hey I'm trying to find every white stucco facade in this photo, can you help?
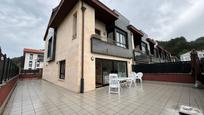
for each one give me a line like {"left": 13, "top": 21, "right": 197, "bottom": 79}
{"left": 180, "top": 51, "right": 204, "bottom": 61}
{"left": 23, "top": 52, "right": 44, "bottom": 70}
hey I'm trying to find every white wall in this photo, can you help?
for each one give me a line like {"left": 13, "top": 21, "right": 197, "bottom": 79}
{"left": 24, "top": 53, "right": 43, "bottom": 70}
{"left": 180, "top": 51, "right": 204, "bottom": 61}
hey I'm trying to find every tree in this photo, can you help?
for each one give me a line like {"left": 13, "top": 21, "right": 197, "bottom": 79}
{"left": 158, "top": 36, "right": 204, "bottom": 58}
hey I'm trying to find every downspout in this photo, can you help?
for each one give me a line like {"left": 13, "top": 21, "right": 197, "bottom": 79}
{"left": 80, "top": 0, "right": 86, "bottom": 93}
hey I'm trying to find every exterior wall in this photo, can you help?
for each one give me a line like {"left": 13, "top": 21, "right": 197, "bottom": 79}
{"left": 43, "top": 1, "right": 82, "bottom": 92}
{"left": 95, "top": 19, "right": 107, "bottom": 41}
{"left": 143, "top": 73, "right": 194, "bottom": 83}
{"left": 83, "top": 4, "right": 132, "bottom": 92}
{"left": 180, "top": 51, "right": 204, "bottom": 61}
{"left": 198, "top": 51, "right": 204, "bottom": 59}
{"left": 180, "top": 52, "right": 191, "bottom": 61}
{"left": 24, "top": 53, "right": 43, "bottom": 70}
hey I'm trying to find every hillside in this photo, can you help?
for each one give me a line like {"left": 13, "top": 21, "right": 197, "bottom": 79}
{"left": 158, "top": 36, "right": 204, "bottom": 57}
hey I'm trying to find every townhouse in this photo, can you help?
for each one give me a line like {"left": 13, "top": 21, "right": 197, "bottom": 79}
{"left": 43, "top": 0, "right": 172, "bottom": 93}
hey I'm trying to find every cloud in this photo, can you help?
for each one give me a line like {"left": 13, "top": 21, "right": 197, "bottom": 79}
{"left": 0, "top": 0, "right": 60, "bottom": 57}
{"left": 0, "top": 0, "right": 204, "bottom": 57}
{"left": 100, "top": 0, "right": 204, "bottom": 41}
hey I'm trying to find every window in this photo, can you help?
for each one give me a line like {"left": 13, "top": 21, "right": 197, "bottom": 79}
{"left": 38, "top": 54, "right": 44, "bottom": 62}
{"left": 115, "top": 30, "right": 127, "bottom": 48}
{"left": 29, "top": 61, "right": 32, "bottom": 67}
{"left": 30, "top": 54, "right": 33, "bottom": 60}
{"left": 59, "top": 60, "right": 66, "bottom": 80}
{"left": 73, "top": 12, "right": 77, "bottom": 39}
{"left": 95, "top": 29, "right": 101, "bottom": 36}
{"left": 36, "top": 62, "right": 40, "bottom": 67}
{"left": 47, "top": 37, "right": 52, "bottom": 58}
{"left": 46, "top": 28, "right": 56, "bottom": 61}
{"left": 141, "top": 42, "right": 148, "bottom": 55}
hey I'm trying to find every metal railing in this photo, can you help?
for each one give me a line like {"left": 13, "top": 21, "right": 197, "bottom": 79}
{"left": 91, "top": 34, "right": 128, "bottom": 49}
{"left": 132, "top": 61, "right": 191, "bottom": 73}
{"left": 0, "top": 48, "right": 19, "bottom": 85}
{"left": 133, "top": 50, "right": 171, "bottom": 64}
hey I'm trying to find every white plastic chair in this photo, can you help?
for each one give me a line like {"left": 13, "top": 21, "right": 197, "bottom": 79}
{"left": 128, "top": 72, "right": 137, "bottom": 87}
{"left": 136, "top": 72, "right": 143, "bottom": 83}
{"left": 109, "top": 74, "right": 120, "bottom": 95}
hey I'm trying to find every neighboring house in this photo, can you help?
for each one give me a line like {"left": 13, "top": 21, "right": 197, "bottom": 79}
{"left": 43, "top": 0, "right": 172, "bottom": 93}
{"left": 23, "top": 48, "right": 44, "bottom": 70}
{"left": 180, "top": 50, "right": 204, "bottom": 61}
{"left": 132, "top": 33, "right": 172, "bottom": 64}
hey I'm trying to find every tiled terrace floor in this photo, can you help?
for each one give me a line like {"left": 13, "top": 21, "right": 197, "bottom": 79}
{"left": 3, "top": 80, "right": 204, "bottom": 115}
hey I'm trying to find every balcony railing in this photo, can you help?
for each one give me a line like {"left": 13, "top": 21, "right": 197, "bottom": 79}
{"left": 133, "top": 50, "right": 171, "bottom": 64}
{"left": 91, "top": 34, "right": 132, "bottom": 58}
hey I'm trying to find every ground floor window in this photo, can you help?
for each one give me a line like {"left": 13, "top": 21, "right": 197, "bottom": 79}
{"left": 59, "top": 60, "right": 66, "bottom": 80}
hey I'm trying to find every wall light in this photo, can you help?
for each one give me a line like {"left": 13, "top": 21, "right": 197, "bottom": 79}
{"left": 91, "top": 56, "right": 94, "bottom": 61}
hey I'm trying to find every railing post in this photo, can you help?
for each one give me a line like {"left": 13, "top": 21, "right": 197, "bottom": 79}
{"left": 0, "top": 50, "right": 4, "bottom": 84}
{"left": 4, "top": 57, "right": 10, "bottom": 82}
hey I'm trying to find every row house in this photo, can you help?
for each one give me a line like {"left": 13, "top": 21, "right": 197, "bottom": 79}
{"left": 133, "top": 36, "right": 172, "bottom": 64}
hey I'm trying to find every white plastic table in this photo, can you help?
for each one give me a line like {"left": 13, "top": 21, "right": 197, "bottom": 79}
{"left": 117, "top": 77, "right": 132, "bottom": 82}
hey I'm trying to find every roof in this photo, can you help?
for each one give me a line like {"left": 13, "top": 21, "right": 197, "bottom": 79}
{"left": 44, "top": 0, "right": 119, "bottom": 40}
{"left": 157, "top": 46, "right": 171, "bottom": 54}
{"left": 24, "top": 48, "right": 44, "bottom": 54}
{"left": 146, "top": 38, "right": 156, "bottom": 44}
{"left": 127, "top": 25, "right": 144, "bottom": 36}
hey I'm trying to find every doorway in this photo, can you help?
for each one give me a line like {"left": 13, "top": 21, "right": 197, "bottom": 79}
{"left": 95, "top": 58, "right": 127, "bottom": 88}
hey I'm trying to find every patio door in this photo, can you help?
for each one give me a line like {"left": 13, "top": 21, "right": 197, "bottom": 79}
{"left": 95, "top": 59, "right": 127, "bottom": 88}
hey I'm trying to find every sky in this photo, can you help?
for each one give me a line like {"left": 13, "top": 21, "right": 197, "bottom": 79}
{"left": 0, "top": 0, "right": 204, "bottom": 57}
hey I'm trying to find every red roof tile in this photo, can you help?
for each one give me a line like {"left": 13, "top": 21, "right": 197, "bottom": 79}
{"left": 23, "top": 48, "right": 44, "bottom": 54}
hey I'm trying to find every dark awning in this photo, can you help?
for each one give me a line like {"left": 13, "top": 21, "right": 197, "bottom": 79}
{"left": 127, "top": 25, "right": 144, "bottom": 37}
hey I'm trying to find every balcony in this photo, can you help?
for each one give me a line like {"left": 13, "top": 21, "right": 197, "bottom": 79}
{"left": 91, "top": 34, "right": 132, "bottom": 59}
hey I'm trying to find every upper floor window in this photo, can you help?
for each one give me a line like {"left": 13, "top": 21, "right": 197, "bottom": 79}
{"left": 47, "top": 37, "right": 53, "bottom": 58}
{"left": 95, "top": 29, "right": 101, "bottom": 36}
{"left": 47, "top": 28, "right": 56, "bottom": 62}
{"left": 29, "top": 61, "right": 32, "bottom": 67}
{"left": 73, "top": 12, "right": 77, "bottom": 39}
{"left": 115, "top": 29, "right": 128, "bottom": 48}
{"left": 141, "top": 42, "right": 148, "bottom": 55}
{"left": 38, "top": 54, "right": 44, "bottom": 62}
{"left": 30, "top": 54, "right": 33, "bottom": 60}
{"left": 59, "top": 60, "right": 66, "bottom": 80}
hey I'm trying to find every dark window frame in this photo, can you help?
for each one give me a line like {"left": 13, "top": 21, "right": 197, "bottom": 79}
{"left": 29, "top": 61, "right": 32, "bottom": 67}
{"left": 30, "top": 54, "right": 33, "bottom": 60}
{"left": 59, "top": 60, "right": 66, "bottom": 80}
{"left": 114, "top": 28, "right": 128, "bottom": 49}
{"left": 140, "top": 41, "right": 149, "bottom": 55}
{"left": 95, "top": 29, "right": 101, "bottom": 36}
{"left": 47, "top": 37, "right": 53, "bottom": 59}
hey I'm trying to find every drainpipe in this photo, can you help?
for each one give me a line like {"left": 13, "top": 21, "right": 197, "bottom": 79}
{"left": 80, "top": 0, "right": 86, "bottom": 93}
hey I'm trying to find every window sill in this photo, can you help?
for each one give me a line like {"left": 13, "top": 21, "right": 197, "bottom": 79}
{"left": 58, "top": 79, "right": 65, "bottom": 82}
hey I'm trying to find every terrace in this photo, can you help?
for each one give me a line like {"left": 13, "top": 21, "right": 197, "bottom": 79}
{"left": 3, "top": 79, "right": 204, "bottom": 115}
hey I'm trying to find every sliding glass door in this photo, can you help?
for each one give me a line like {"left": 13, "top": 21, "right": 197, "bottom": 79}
{"left": 95, "top": 59, "right": 127, "bottom": 88}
